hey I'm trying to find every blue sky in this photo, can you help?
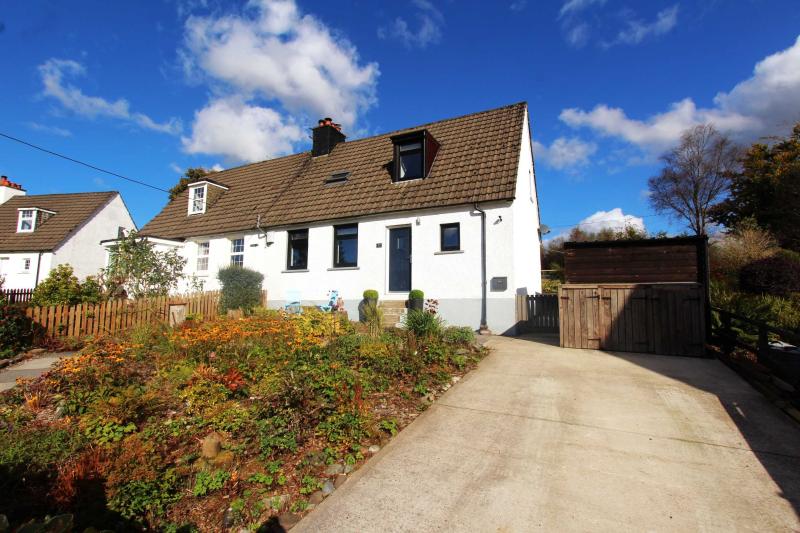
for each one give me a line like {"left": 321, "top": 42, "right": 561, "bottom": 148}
{"left": 1, "top": 0, "right": 799, "bottom": 237}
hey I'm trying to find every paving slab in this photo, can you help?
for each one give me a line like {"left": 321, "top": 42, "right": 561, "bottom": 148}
{"left": 295, "top": 335, "right": 800, "bottom": 532}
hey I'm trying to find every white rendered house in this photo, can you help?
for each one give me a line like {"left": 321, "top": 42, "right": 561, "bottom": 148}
{"left": 140, "top": 103, "right": 543, "bottom": 334}
{"left": 0, "top": 177, "right": 136, "bottom": 290}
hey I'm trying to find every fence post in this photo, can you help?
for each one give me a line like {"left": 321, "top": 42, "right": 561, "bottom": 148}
{"left": 757, "top": 324, "right": 769, "bottom": 363}
{"left": 721, "top": 311, "right": 733, "bottom": 357}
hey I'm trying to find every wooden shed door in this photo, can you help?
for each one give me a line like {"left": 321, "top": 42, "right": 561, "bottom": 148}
{"left": 599, "top": 286, "right": 653, "bottom": 353}
{"left": 559, "top": 287, "right": 601, "bottom": 349}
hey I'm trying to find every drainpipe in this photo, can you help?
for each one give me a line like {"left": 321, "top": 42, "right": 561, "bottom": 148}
{"left": 34, "top": 251, "right": 43, "bottom": 287}
{"left": 473, "top": 203, "right": 489, "bottom": 333}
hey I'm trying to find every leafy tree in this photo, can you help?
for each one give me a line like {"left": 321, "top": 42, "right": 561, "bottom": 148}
{"left": 168, "top": 167, "right": 217, "bottom": 201}
{"left": 648, "top": 124, "right": 739, "bottom": 235}
{"left": 30, "top": 264, "right": 102, "bottom": 306}
{"left": 710, "top": 123, "right": 800, "bottom": 251}
{"left": 101, "top": 231, "right": 186, "bottom": 299}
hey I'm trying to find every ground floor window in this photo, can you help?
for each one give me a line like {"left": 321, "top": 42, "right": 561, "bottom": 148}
{"left": 230, "top": 238, "right": 244, "bottom": 266}
{"left": 287, "top": 229, "right": 308, "bottom": 270}
{"left": 23, "top": 258, "right": 31, "bottom": 271}
{"left": 197, "top": 242, "right": 209, "bottom": 272}
{"left": 440, "top": 222, "right": 460, "bottom": 251}
{"left": 333, "top": 224, "right": 358, "bottom": 267}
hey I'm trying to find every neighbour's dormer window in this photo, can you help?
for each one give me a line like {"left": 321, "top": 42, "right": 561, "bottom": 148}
{"left": 390, "top": 130, "right": 440, "bottom": 182}
{"left": 17, "top": 209, "right": 35, "bottom": 232}
{"left": 189, "top": 184, "right": 206, "bottom": 214}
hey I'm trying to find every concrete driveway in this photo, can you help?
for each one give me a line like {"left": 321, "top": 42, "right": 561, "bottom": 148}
{"left": 296, "top": 335, "right": 800, "bottom": 532}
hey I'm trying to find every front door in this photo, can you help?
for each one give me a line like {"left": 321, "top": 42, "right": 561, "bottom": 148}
{"left": 388, "top": 227, "right": 411, "bottom": 292}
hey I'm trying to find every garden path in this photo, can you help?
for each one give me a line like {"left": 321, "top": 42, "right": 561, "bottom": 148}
{"left": 0, "top": 352, "right": 76, "bottom": 392}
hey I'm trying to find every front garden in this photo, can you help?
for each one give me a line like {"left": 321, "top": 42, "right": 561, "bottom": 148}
{"left": 0, "top": 309, "right": 483, "bottom": 531}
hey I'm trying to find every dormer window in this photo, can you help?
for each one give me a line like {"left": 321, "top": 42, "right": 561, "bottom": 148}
{"left": 18, "top": 209, "right": 35, "bottom": 232}
{"left": 186, "top": 180, "right": 229, "bottom": 215}
{"left": 189, "top": 185, "right": 206, "bottom": 214}
{"left": 391, "top": 130, "right": 440, "bottom": 182}
{"left": 16, "top": 207, "right": 55, "bottom": 233}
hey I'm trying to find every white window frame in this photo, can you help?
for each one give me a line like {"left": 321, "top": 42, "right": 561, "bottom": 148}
{"left": 17, "top": 209, "right": 35, "bottom": 232}
{"left": 230, "top": 237, "right": 244, "bottom": 267}
{"left": 188, "top": 184, "right": 207, "bottom": 215}
{"left": 196, "top": 242, "right": 210, "bottom": 273}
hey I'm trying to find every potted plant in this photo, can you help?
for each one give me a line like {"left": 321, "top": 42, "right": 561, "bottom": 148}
{"left": 408, "top": 289, "right": 424, "bottom": 311}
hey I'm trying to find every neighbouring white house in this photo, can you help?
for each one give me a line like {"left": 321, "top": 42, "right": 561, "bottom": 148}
{"left": 0, "top": 176, "right": 136, "bottom": 290}
{"left": 139, "top": 102, "right": 543, "bottom": 334}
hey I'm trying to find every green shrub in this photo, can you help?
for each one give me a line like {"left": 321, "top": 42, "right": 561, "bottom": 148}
{"left": 192, "top": 470, "right": 230, "bottom": 497}
{"left": 739, "top": 253, "right": 800, "bottom": 296}
{"left": 541, "top": 279, "right": 561, "bottom": 294}
{"left": 30, "top": 264, "right": 102, "bottom": 307}
{"left": 0, "top": 304, "right": 37, "bottom": 358}
{"left": 443, "top": 326, "right": 475, "bottom": 344}
{"left": 363, "top": 289, "right": 379, "bottom": 300}
{"left": 409, "top": 289, "right": 424, "bottom": 300}
{"left": 403, "top": 309, "right": 443, "bottom": 338}
{"left": 110, "top": 469, "right": 182, "bottom": 519}
{"left": 217, "top": 266, "right": 264, "bottom": 313}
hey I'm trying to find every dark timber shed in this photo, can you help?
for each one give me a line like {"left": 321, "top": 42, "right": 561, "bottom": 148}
{"left": 559, "top": 236, "right": 710, "bottom": 357}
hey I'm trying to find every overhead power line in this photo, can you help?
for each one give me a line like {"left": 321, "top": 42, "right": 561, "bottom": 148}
{"left": 0, "top": 132, "right": 169, "bottom": 193}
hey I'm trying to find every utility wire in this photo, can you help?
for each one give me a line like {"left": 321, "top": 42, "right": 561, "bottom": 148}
{"left": 0, "top": 132, "right": 169, "bottom": 193}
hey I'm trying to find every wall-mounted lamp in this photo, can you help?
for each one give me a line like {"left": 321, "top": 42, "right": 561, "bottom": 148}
{"left": 415, "top": 217, "right": 421, "bottom": 226}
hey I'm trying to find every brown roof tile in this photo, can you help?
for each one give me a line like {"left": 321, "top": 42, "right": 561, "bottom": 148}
{"left": 0, "top": 191, "right": 118, "bottom": 252}
{"left": 141, "top": 102, "right": 526, "bottom": 239}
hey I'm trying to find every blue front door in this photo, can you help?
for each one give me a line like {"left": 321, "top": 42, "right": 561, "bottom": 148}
{"left": 389, "top": 227, "right": 411, "bottom": 292}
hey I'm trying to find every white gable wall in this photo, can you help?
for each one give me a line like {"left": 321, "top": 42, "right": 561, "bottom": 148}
{"left": 53, "top": 194, "right": 137, "bottom": 280}
{"left": 0, "top": 252, "right": 53, "bottom": 290}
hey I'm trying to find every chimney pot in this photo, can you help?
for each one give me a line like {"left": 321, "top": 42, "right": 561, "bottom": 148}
{"left": 312, "top": 118, "right": 346, "bottom": 157}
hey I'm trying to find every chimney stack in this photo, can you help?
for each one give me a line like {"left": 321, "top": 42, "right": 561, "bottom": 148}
{"left": 0, "top": 175, "right": 26, "bottom": 205}
{"left": 312, "top": 118, "right": 346, "bottom": 157}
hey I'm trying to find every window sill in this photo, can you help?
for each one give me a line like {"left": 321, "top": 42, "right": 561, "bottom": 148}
{"left": 434, "top": 250, "right": 464, "bottom": 255}
{"left": 281, "top": 269, "right": 309, "bottom": 273}
{"left": 328, "top": 266, "right": 359, "bottom": 271}
{"left": 195, "top": 272, "right": 209, "bottom": 277}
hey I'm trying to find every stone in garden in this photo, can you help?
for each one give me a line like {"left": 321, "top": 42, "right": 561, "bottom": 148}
{"left": 222, "top": 507, "right": 235, "bottom": 529}
{"left": 201, "top": 433, "right": 222, "bottom": 459}
{"left": 334, "top": 474, "right": 347, "bottom": 488}
{"left": 324, "top": 463, "right": 344, "bottom": 475}
{"left": 343, "top": 463, "right": 354, "bottom": 474}
{"left": 277, "top": 513, "right": 301, "bottom": 530}
{"left": 309, "top": 450, "right": 326, "bottom": 466}
{"left": 451, "top": 376, "right": 460, "bottom": 383}
{"left": 269, "top": 494, "right": 291, "bottom": 511}
{"left": 309, "top": 491, "right": 324, "bottom": 505}
{"left": 28, "top": 348, "right": 46, "bottom": 355}
{"left": 321, "top": 480, "right": 335, "bottom": 496}
{"left": 368, "top": 444, "right": 381, "bottom": 454}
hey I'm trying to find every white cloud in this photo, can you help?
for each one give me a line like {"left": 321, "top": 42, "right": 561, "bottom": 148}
{"left": 181, "top": 0, "right": 378, "bottom": 161}
{"left": 510, "top": 1, "right": 527, "bottom": 12}
{"left": 182, "top": 97, "right": 305, "bottom": 162}
{"left": 560, "top": 35, "right": 800, "bottom": 154}
{"left": 38, "top": 59, "right": 181, "bottom": 134}
{"left": 565, "top": 23, "right": 590, "bottom": 48}
{"left": 559, "top": 0, "right": 606, "bottom": 18}
{"left": 610, "top": 5, "right": 678, "bottom": 46}
{"left": 378, "top": 0, "right": 443, "bottom": 49}
{"left": 169, "top": 162, "right": 183, "bottom": 174}
{"left": 551, "top": 208, "right": 646, "bottom": 240}
{"left": 533, "top": 137, "right": 597, "bottom": 170}
{"left": 25, "top": 121, "right": 72, "bottom": 137}
{"left": 210, "top": 163, "right": 224, "bottom": 172}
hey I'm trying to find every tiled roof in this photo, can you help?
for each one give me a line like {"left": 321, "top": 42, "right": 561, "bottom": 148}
{"left": 0, "top": 192, "right": 118, "bottom": 252}
{"left": 141, "top": 102, "right": 527, "bottom": 239}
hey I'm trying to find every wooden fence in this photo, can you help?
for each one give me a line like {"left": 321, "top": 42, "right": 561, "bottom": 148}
{"left": 22, "top": 291, "right": 267, "bottom": 339}
{"left": 1, "top": 288, "right": 34, "bottom": 304}
{"left": 559, "top": 283, "right": 706, "bottom": 357}
{"left": 516, "top": 293, "right": 559, "bottom": 332}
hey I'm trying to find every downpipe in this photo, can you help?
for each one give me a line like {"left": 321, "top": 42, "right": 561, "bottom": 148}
{"left": 473, "top": 203, "right": 489, "bottom": 333}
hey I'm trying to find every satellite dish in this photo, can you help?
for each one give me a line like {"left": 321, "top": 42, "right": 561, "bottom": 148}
{"left": 540, "top": 224, "right": 551, "bottom": 235}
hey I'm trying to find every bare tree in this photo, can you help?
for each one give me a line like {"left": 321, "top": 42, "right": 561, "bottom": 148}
{"left": 648, "top": 124, "right": 739, "bottom": 235}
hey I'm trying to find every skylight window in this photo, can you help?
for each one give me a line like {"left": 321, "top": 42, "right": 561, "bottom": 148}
{"left": 325, "top": 171, "right": 350, "bottom": 184}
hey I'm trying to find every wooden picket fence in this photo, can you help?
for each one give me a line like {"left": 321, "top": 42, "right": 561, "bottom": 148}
{"left": 1, "top": 288, "right": 34, "bottom": 304}
{"left": 22, "top": 290, "right": 266, "bottom": 339}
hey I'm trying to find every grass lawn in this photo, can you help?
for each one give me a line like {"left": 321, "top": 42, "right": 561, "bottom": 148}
{"left": 0, "top": 309, "right": 484, "bottom": 531}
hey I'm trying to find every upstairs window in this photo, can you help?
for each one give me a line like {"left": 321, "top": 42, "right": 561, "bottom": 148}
{"left": 17, "top": 209, "right": 35, "bottom": 232}
{"left": 440, "top": 223, "right": 461, "bottom": 251}
{"left": 390, "top": 130, "right": 440, "bottom": 182}
{"left": 333, "top": 224, "right": 358, "bottom": 268}
{"left": 23, "top": 258, "right": 31, "bottom": 271}
{"left": 189, "top": 185, "right": 206, "bottom": 214}
{"left": 196, "top": 242, "right": 209, "bottom": 272}
{"left": 287, "top": 229, "right": 309, "bottom": 270}
{"left": 230, "top": 238, "right": 244, "bottom": 267}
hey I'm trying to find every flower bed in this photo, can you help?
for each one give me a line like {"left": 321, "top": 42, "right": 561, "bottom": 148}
{"left": 0, "top": 309, "right": 484, "bottom": 531}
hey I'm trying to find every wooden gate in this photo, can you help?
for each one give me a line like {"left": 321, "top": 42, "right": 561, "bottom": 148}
{"left": 559, "top": 283, "right": 705, "bottom": 356}
{"left": 516, "top": 293, "right": 559, "bottom": 332}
